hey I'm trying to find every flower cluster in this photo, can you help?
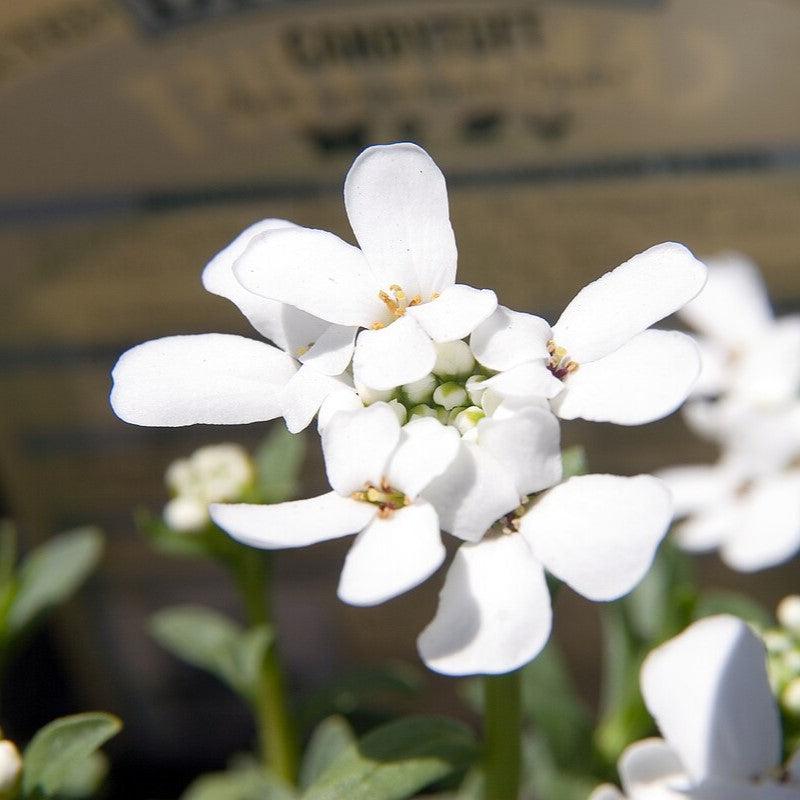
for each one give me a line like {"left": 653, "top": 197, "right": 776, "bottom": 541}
{"left": 658, "top": 253, "right": 800, "bottom": 571}
{"left": 111, "top": 143, "right": 707, "bottom": 675}
{"left": 162, "top": 444, "right": 254, "bottom": 532}
{"left": 764, "top": 596, "right": 800, "bottom": 719}
{"left": 592, "top": 615, "right": 800, "bottom": 800}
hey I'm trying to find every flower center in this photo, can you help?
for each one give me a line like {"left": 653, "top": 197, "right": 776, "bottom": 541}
{"left": 371, "top": 285, "right": 422, "bottom": 329}
{"left": 547, "top": 340, "right": 579, "bottom": 380}
{"left": 351, "top": 478, "right": 408, "bottom": 518}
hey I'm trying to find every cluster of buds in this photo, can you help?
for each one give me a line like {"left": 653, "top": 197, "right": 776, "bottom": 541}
{"left": 764, "top": 596, "right": 800, "bottom": 717}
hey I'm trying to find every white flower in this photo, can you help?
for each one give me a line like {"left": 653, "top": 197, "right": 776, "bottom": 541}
{"left": 417, "top": 473, "right": 672, "bottom": 675}
{"left": 591, "top": 615, "right": 800, "bottom": 800}
{"left": 0, "top": 740, "right": 20, "bottom": 798}
{"left": 232, "top": 143, "right": 497, "bottom": 391}
{"left": 210, "top": 404, "right": 460, "bottom": 606}
{"left": 658, "top": 457, "right": 800, "bottom": 571}
{"left": 679, "top": 252, "right": 800, "bottom": 407}
{"left": 163, "top": 443, "right": 254, "bottom": 532}
{"left": 469, "top": 243, "right": 707, "bottom": 424}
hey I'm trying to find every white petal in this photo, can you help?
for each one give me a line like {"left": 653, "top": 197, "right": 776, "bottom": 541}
{"left": 422, "top": 441, "right": 520, "bottom": 542}
{"left": 641, "top": 615, "right": 782, "bottom": 784}
{"left": 110, "top": 334, "right": 297, "bottom": 426}
{"left": 417, "top": 534, "right": 552, "bottom": 675}
{"left": 482, "top": 361, "right": 564, "bottom": 400}
{"left": 299, "top": 324, "right": 357, "bottom": 376}
{"left": 655, "top": 463, "right": 740, "bottom": 518}
{"left": 691, "top": 336, "right": 731, "bottom": 397}
{"left": 470, "top": 306, "right": 552, "bottom": 370}
{"left": 344, "top": 142, "right": 457, "bottom": 299}
{"left": 618, "top": 739, "right": 688, "bottom": 796}
{"left": 337, "top": 501, "right": 444, "bottom": 606}
{"left": 553, "top": 330, "right": 701, "bottom": 425}
{"left": 674, "top": 505, "right": 739, "bottom": 553}
{"left": 552, "top": 242, "right": 707, "bottom": 363}
{"left": 689, "top": 780, "right": 800, "bottom": 800}
{"left": 201, "top": 218, "right": 332, "bottom": 353}
{"left": 406, "top": 284, "right": 497, "bottom": 342}
{"left": 321, "top": 403, "right": 400, "bottom": 495}
{"left": 385, "top": 417, "right": 460, "bottom": 498}
{"left": 282, "top": 365, "right": 350, "bottom": 433}
{"left": 234, "top": 227, "right": 384, "bottom": 326}
{"left": 588, "top": 786, "right": 625, "bottom": 800}
{"left": 680, "top": 252, "right": 773, "bottom": 347}
{"left": 210, "top": 492, "right": 375, "bottom": 548}
{"left": 476, "top": 408, "right": 562, "bottom": 496}
{"left": 522, "top": 475, "right": 671, "bottom": 601}
{"left": 316, "top": 386, "right": 363, "bottom": 431}
{"left": 352, "top": 316, "right": 437, "bottom": 391}
{"left": 722, "top": 471, "right": 800, "bottom": 571}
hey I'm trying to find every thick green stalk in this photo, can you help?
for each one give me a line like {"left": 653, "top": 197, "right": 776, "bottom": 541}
{"left": 483, "top": 670, "right": 522, "bottom": 800}
{"left": 237, "top": 550, "right": 299, "bottom": 784}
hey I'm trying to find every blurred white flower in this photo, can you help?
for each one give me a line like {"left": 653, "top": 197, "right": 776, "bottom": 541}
{"left": 591, "top": 615, "right": 800, "bottom": 800}
{"left": 163, "top": 443, "right": 254, "bottom": 532}
{"left": 417, "top": 474, "right": 672, "bottom": 675}
{"left": 210, "top": 404, "right": 460, "bottom": 606}
{"left": 0, "top": 740, "right": 21, "bottom": 798}
{"left": 469, "top": 242, "right": 707, "bottom": 425}
{"left": 233, "top": 143, "right": 497, "bottom": 391}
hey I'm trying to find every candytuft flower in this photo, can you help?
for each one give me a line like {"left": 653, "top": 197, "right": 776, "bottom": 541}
{"left": 210, "top": 404, "right": 459, "bottom": 606}
{"left": 418, "top": 473, "right": 672, "bottom": 675}
{"left": 470, "top": 243, "right": 707, "bottom": 424}
{"left": 233, "top": 143, "right": 497, "bottom": 391}
{"left": 591, "top": 615, "right": 800, "bottom": 800}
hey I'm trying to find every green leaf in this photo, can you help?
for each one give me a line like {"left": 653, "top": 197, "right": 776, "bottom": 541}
{"left": 22, "top": 713, "right": 121, "bottom": 798}
{"left": 137, "top": 509, "right": 244, "bottom": 563}
{"left": 302, "top": 716, "right": 477, "bottom": 800}
{"left": 523, "top": 735, "right": 597, "bottom": 800}
{"left": 181, "top": 763, "right": 297, "bottom": 800}
{"left": 56, "top": 751, "right": 109, "bottom": 798}
{"left": 560, "top": 446, "right": 588, "bottom": 480}
{"left": 694, "top": 590, "right": 773, "bottom": 629}
{"left": 8, "top": 528, "right": 103, "bottom": 636}
{"left": 254, "top": 426, "right": 306, "bottom": 504}
{"left": 150, "top": 606, "right": 272, "bottom": 702}
{"left": 300, "top": 717, "right": 356, "bottom": 791}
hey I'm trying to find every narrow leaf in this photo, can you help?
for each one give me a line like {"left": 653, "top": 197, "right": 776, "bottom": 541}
{"left": 22, "top": 712, "right": 121, "bottom": 797}
{"left": 300, "top": 717, "right": 356, "bottom": 790}
{"left": 303, "top": 716, "right": 476, "bottom": 800}
{"left": 181, "top": 764, "right": 297, "bottom": 800}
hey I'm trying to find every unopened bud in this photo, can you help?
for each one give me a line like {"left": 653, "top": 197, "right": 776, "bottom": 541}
{"left": 432, "top": 340, "right": 475, "bottom": 378}
{"left": 402, "top": 374, "right": 438, "bottom": 405}
{"left": 453, "top": 406, "right": 486, "bottom": 435}
{"left": 0, "top": 740, "right": 21, "bottom": 796}
{"left": 778, "top": 596, "right": 800, "bottom": 634}
{"left": 386, "top": 399, "right": 408, "bottom": 425}
{"left": 164, "top": 496, "right": 208, "bottom": 532}
{"left": 408, "top": 404, "right": 438, "bottom": 421}
{"left": 356, "top": 382, "right": 395, "bottom": 405}
{"left": 480, "top": 387, "right": 504, "bottom": 416}
{"left": 433, "top": 382, "right": 468, "bottom": 410}
{"left": 466, "top": 374, "right": 487, "bottom": 406}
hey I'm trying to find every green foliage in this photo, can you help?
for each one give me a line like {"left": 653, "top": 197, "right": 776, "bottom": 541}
{"left": 22, "top": 713, "right": 121, "bottom": 799}
{"left": 5, "top": 527, "right": 103, "bottom": 641}
{"left": 55, "top": 752, "right": 109, "bottom": 799}
{"left": 299, "top": 717, "right": 356, "bottom": 791}
{"left": 694, "top": 590, "right": 773, "bottom": 628}
{"left": 253, "top": 426, "right": 307, "bottom": 505}
{"left": 150, "top": 606, "right": 272, "bottom": 704}
{"left": 137, "top": 510, "right": 242, "bottom": 562}
{"left": 181, "top": 760, "right": 297, "bottom": 800}
{"left": 301, "top": 716, "right": 477, "bottom": 800}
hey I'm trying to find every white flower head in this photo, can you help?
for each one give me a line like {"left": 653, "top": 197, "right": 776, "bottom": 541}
{"left": 0, "top": 740, "right": 21, "bottom": 797}
{"left": 470, "top": 243, "right": 707, "bottom": 425}
{"left": 418, "top": 473, "right": 672, "bottom": 675}
{"left": 232, "top": 143, "right": 498, "bottom": 391}
{"left": 591, "top": 615, "right": 800, "bottom": 800}
{"left": 211, "top": 404, "right": 460, "bottom": 606}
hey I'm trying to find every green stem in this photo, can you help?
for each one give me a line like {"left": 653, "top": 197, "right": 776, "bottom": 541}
{"left": 483, "top": 670, "right": 522, "bottom": 800}
{"left": 236, "top": 550, "right": 299, "bottom": 784}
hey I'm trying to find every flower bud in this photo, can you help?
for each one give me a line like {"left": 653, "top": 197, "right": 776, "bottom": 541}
{"left": 764, "top": 630, "right": 792, "bottom": 654}
{"left": 453, "top": 406, "right": 486, "bottom": 435}
{"left": 433, "top": 382, "right": 468, "bottom": 410}
{"left": 466, "top": 374, "right": 487, "bottom": 406}
{"left": 408, "top": 404, "right": 438, "bottom": 421}
{"left": 432, "top": 340, "right": 475, "bottom": 378}
{"left": 480, "top": 388, "right": 504, "bottom": 417}
{"left": 778, "top": 595, "right": 800, "bottom": 634}
{"left": 0, "top": 740, "right": 21, "bottom": 797}
{"left": 402, "top": 374, "right": 438, "bottom": 405}
{"left": 782, "top": 676, "right": 800, "bottom": 715}
{"left": 193, "top": 444, "right": 254, "bottom": 502}
{"left": 355, "top": 382, "right": 395, "bottom": 405}
{"left": 386, "top": 399, "right": 408, "bottom": 425}
{"left": 164, "top": 496, "right": 208, "bottom": 532}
